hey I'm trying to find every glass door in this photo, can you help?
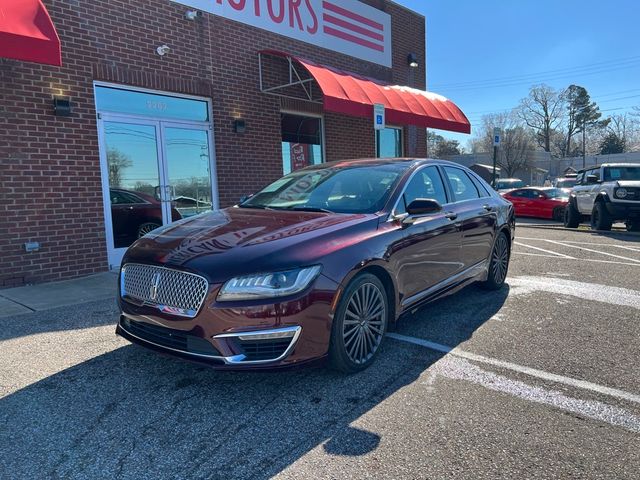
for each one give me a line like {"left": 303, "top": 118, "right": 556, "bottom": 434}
{"left": 161, "top": 124, "right": 214, "bottom": 220}
{"left": 99, "top": 119, "right": 163, "bottom": 267}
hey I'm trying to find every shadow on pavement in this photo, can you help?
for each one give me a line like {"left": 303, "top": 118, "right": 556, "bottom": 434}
{"left": 0, "top": 285, "right": 509, "bottom": 479}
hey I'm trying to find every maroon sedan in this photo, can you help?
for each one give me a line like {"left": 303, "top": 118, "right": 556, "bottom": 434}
{"left": 502, "top": 187, "right": 568, "bottom": 221}
{"left": 116, "top": 159, "right": 514, "bottom": 372}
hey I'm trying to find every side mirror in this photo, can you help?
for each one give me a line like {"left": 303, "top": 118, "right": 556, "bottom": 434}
{"left": 406, "top": 198, "right": 443, "bottom": 216}
{"left": 585, "top": 175, "right": 599, "bottom": 185}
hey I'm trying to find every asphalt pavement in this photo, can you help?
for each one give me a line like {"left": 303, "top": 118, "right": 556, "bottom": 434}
{"left": 1, "top": 226, "right": 639, "bottom": 479}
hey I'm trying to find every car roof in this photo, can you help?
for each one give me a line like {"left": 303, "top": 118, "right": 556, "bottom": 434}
{"left": 578, "top": 163, "right": 640, "bottom": 172}
{"left": 299, "top": 157, "right": 466, "bottom": 171}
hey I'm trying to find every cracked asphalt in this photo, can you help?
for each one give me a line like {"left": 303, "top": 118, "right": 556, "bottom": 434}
{"left": 1, "top": 226, "right": 639, "bottom": 479}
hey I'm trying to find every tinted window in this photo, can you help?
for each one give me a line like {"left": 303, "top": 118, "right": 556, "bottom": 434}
{"left": 508, "top": 190, "right": 525, "bottom": 198}
{"left": 603, "top": 166, "right": 640, "bottom": 181}
{"left": 469, "top": 174, "right": 491, "bottom": 197}
{"left": 443, "top": 167, "right": 480, "bottom": 202}
{"left": 396, "top": 166, "right": 448, "bottom": 214}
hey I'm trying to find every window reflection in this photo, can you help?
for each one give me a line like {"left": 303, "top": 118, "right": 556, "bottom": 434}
{"left": 281, "top": 114, "right": 323, "bottom": 175}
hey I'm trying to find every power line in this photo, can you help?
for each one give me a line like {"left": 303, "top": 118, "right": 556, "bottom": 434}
{"left": 429, "top": 55, "right": 640, "bottom": 89}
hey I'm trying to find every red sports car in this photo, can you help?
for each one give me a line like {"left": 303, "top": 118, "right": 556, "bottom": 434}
{"left": 502, "top": 187, "right": 568, "bottom": 221}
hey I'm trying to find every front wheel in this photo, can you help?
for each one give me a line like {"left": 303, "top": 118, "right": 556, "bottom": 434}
{"left": 329, "top": 274, "right": 389, "bottom": 373}
{"left": 479, "top": 232, "right": 510, "bottom": 291}
{"left": 137, "top": 222, "right": 161, "bottom": 238}
{"left": 552, "top": 206, "right": 565, "bottom": 222}
{"left": 590, "top": 202, "right": 613, "bottom": 231}
{"left": 564, "top": 202, "right": 580, "bottom": 228}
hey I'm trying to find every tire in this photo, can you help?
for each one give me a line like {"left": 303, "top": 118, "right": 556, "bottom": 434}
{"left": 329, "top": 273, "right": 389, "bottom": 373}
{"left": 479, "top": 231, "right": 510, "bottom": 291}
{"left": 552, "top": 206, "right": 565, "bottom": 222}
{"left": 627, "top": 219, "right": 640, "bottom": 232}
{"left": 137, "top": 222, "right": 161, "bottom": 238}
{"left": 563, "top": 201, "right": 580, "bottom": 228}
{"left": 590, "top": 202, "right": 613, "bottom": 231}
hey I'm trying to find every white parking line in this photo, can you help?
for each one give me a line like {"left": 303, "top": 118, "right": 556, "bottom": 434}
{"left": 543, "top": 239, "right": 640, "bottom": 264}
{"left": 388, "top": 332, "right": 640, "bottom": 405}
{"left": 512, "top": 251, "right": 640, "bottom": 267}
{"left": 530, "top": 239, "right": 640, "bottom": 253}
{"left": 514, "top": 241, "right": 575, "bottom": 259}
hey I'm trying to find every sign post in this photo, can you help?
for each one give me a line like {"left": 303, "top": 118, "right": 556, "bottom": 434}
{"left": 373, "top": 103, "right": 385, "bottom": 131}
{"left": 492, "top": 127, "right": 501, "bottom": 188}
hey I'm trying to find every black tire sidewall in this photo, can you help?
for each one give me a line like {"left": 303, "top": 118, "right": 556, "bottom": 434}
{"left": 329, "top": 273, "right": 389, "bottom": 373}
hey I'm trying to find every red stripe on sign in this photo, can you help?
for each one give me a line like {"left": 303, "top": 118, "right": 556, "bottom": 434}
{"left": 322, "top": 1, "right": 384, "bottom": 31}
{"left": 323, "top": 26, "right": 384, "bottom": 52}
{"left": 323, "top": 13, "right": 384, "bottom": 42}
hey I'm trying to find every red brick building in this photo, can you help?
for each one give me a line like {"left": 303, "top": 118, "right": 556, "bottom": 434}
{"left": 0, "top": 0, "right": 469, "bottom": 287}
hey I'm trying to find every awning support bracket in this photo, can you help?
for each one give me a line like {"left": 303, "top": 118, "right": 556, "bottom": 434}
{"left": 258, "top": 52, "right": 321, "bottom": 104}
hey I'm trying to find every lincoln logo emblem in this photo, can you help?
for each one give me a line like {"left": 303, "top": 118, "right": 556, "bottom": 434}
{"left": 150, "top": 272, "right": 161, "bottom": 301}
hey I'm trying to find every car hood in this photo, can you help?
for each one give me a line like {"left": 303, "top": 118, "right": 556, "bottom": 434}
{"left": 123, "top": 207, "right": 379, "bottom": 282}
{"left": 616, "top": 180, "right": 640, "bottom": 188}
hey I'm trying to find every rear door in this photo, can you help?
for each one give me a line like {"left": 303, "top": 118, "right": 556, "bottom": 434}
{"left": 441, "top": 166, "right": 498, "bottom": 270}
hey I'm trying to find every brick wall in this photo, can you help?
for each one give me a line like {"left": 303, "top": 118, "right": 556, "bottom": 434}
{"left": 0, "top": 0, "right": 427, "bottom": 286}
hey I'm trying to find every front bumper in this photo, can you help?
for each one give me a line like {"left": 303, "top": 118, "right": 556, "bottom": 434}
{"left": 116, "top": 273, "right": 340, "bottom": 370}
{"left": 604, "top": 202, "right": 640, "bottom": 219}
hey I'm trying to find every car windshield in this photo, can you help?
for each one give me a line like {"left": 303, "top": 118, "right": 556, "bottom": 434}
{"left": 240, "top": 164, "right": 405, "bottom": 214}
{"left": 543, "top": 188, "right": 567, "bottom": 198}
{"left": 555, "top": 179, "right": 576, "bottom": 188}
{"left": 603, "top": 166, "right": 640, "bottom": 181}
{"left": 496, "top": 179, "right": 525, "bottom": 189}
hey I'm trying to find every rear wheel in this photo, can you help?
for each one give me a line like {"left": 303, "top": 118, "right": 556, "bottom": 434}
{"left": 552, "top": 206, "right": 565, "bottom": 222}
{"left": 563, "top": 201, "right": 580, "bottom": 228}
{"left": 590, "top": 202, "right": 613, "bottom": 231}
{"left": 627, "top": 218, "right": 640, "bottom": 232}
{"left": 479, "top": 232, "right": 510, "bottom": 291}
{"left": 329, "top": 274, "right": 389, "bottom": 373}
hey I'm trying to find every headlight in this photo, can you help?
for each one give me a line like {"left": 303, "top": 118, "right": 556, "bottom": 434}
{"left": 217, "top": 265, "right": 322, "bottom": 301}
{"left": 615, "top": 188, "right": 628, "bottom": 199}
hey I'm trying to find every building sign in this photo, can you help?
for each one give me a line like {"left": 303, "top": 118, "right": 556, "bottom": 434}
{"left": 373, "top": 103, "right": 385, "bottom": 130}
{"left": 289, "top": 143, "right": 310, "bottom": 171}
{"left": 171, "top": 0, "right": 392, "bottom": 67}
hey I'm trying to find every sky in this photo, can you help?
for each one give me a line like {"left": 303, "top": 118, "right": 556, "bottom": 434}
{"left": 396, "top": 0, "right": 640, "bottom": 148}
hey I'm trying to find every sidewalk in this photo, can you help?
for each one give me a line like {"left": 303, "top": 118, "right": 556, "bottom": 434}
{"left": 0, "top": 272, "right": 118, "bottom": 318}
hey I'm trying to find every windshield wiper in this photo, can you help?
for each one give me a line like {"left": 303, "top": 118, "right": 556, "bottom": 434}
{"left": 238, "top": 204, "right": 275, "bottom": 210}
{"left": 285, "top": 206, "right": 334, "bottom": 214}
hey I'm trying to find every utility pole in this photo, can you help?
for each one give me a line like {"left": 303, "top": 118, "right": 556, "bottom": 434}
{"left": 582, "top": 118, "right": 586, "bottom": 169}
{"left": 492, "top": 128, "right": 501, "bottom": 187}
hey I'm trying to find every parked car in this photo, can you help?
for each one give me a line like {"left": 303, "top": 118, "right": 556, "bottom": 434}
{"left": 110, "top": 188, "right": 181, "bottom": 248}
{"left": 116, "top": 159, "right": 514, "bottom": 372}
{"left": 494, "top": 178, "right": 527, "bottom": 192}
{"left": 502, "top": 187, "right": 568, "bottom": 221}
{"left": 564, "top": 163, "right": 640, "bottom": 231}
{"left": 553, "top": 176, "right": 577, "bottom": 193}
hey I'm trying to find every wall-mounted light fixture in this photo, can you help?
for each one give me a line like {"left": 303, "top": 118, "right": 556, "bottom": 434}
{"left": 156, "top": 44, "right": 171, "bottom": 56}
{"left": 185, "top": 10, "right": 199, "bottom": 21}
{"left": 407, "top": 53, "right": 419, "bottom": 68}
{"left": 233, "top": 119, "right": 246, "bottom": 133}
{"left": 53, "top": 96, "right": 72, "bottom": 116}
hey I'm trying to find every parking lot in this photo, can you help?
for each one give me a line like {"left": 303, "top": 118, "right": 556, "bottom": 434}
{"left": 1, "top": 225, "right": 639, "bottom": 479}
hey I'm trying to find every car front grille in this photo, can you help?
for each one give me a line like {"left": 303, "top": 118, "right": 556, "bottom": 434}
{"left": 120, "top": 316, "right": 222, "bottom": 357}
{"left": 121, "top": 263, "right": 208, "bottom": 317}
{"left": 237, "top": 338, "right": 293, "bottom": 362}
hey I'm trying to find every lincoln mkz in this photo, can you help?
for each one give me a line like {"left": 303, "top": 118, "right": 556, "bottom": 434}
{"left": 116, "top": 159, "right": 514, "bottom": 372}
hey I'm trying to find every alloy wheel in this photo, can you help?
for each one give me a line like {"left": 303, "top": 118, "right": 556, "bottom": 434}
{"left": 138, "top": 222, "right": 161, "bottom": 238}
{"left": 342, "top": 282, "right": 386, "bottom": 365}
{"left": 491, "top": 234, "right": 509, "bottom": 284}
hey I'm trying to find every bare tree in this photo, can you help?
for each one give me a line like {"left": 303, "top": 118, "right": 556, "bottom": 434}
{"left": 606, "top": 113, "right": 640, "bottom": 152}
{"left": 477, "top": 112, "right": 533, "bottom": 177}
{"left": 107, "top": 148, "right": 132, "bottom": 188}
{"left": 517, "top": 84, "right": 565, "bottom": 153}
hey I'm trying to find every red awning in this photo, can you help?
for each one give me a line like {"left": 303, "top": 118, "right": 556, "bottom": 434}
{"left": 0, "top": 0, "right": 61, "bottom": 66}
{"left": 260, "top": 50, "right": 470, "bottom": 134}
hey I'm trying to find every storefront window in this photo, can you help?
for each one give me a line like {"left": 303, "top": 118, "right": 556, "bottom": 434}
{"left": 376, "top": 127, "right": 403, "bottom": 158}
{"left": 281, "top": 113, "right": 323, "bottom": 175}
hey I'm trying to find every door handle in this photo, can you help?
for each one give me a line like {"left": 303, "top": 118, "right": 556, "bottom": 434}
{"left": 483, "top": 204, "right": 495, "bottom": 212}
{"left": 444, "top": 211, "right": 458, "bottom": 220}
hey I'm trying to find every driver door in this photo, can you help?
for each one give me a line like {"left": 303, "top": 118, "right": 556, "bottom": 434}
{"left": 386, "top": 166, "right": 462, "bottom": 305}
